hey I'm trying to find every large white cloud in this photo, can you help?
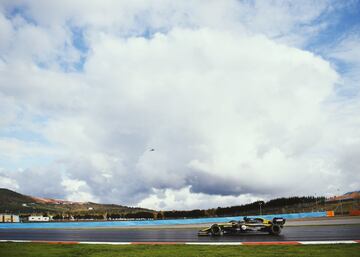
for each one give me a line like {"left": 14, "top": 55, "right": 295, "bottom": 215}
{"left": 0, "top": 1, "right": 359, "bottom": 210}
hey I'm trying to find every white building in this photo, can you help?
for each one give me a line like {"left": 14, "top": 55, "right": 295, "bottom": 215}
{"left": 28, "top": 216, "right": 50, "bottom": 222}
{"left": 0, "top": 214, "right": 20, "bottom": 223}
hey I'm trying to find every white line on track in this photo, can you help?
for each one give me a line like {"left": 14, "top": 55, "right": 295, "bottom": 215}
{"left": 0, "top": 240, "right": 32, "bottom": 243}
{"left": 299, "top": 240, "right": 358, "bottom": 244}
{"left": 186, "top": 242, "right": 243, "bottom": 245}
{"left": 79, "top": 241, "right": 131, "bottom": 245}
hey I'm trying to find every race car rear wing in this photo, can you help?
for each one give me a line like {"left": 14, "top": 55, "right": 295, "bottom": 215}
{"left": 272, "top": 217, "right": 286, "bottom": 225}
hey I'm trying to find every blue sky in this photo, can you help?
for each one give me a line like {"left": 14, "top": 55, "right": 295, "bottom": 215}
{"left": 306, "top": 1, "right": 360, "bottom": 49}
{"left": 0, "top": 1, "right": 359, "bottom": 209}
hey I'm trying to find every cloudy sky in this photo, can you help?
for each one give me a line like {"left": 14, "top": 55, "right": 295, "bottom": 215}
{"left": 0, "top": 0, "right": 359, "bottom": 210}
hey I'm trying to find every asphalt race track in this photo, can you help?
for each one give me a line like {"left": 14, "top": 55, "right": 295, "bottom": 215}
{"left": 0, "top": 225, "right": 359, "bottom": 242}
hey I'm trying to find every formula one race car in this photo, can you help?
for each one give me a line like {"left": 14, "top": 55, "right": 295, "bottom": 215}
{"left": 198, "top": 217, "right": 286, "bottom": 236}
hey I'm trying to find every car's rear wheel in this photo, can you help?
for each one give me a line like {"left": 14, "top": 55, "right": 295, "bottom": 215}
{"left": 211, "top": 224, "right": 222, "bottom": 236}
{"left": 269, "top": 224, "right": 281, "bottom": 235}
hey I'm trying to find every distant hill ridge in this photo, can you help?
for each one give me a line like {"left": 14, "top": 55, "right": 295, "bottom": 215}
{"left": 0, "top": 188, "right": 35, "bottom": 204}
{"left": 1, "top": 188, "right": 91, "bottom": 205}
{"left": 29, "top": 195, "right": 84, "bottom": 205}
{"left": 0, "top": 188, "right": 152, "bottom": 214}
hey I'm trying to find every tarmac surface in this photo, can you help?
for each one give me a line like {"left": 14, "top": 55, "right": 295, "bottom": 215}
{"left": 0, "top": 224, "right": 359, "bottom": 242}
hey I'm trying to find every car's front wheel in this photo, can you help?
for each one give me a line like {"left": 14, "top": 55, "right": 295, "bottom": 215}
{"left": 269, "top": 224, "right": 282, "bottom": 235}
{"left": 210, "top": 224, "right": 223, "bottom": 236}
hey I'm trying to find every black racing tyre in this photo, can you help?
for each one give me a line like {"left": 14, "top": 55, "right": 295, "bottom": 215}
{"left": 210, "top": 224, "right": 222, "bottom": 236}
{"left": 269, "top": 224, "right": 281, "bottom": 235}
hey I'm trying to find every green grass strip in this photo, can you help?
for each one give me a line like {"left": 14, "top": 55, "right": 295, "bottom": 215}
{"left": 1, "top": 242, "right": 360, "bottom": 257}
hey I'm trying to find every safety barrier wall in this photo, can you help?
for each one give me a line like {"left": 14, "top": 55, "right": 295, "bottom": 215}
{"left": 349, "top": 210, "right": 360, "bottom": 216}
{"left": 0, "top": 211, "right": 329, "bottom": 229}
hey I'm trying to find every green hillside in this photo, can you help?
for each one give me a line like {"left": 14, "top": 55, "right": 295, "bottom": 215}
{"left": 0, "top": 188, "right": 35, "bottom": 212}
{"left": 0, "top": 188, "right": 152, "bottom": 216}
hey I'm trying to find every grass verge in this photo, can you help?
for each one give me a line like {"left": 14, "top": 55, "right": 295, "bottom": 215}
{"left": 1, "top": 243, "right": 360, "bottom": 257}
